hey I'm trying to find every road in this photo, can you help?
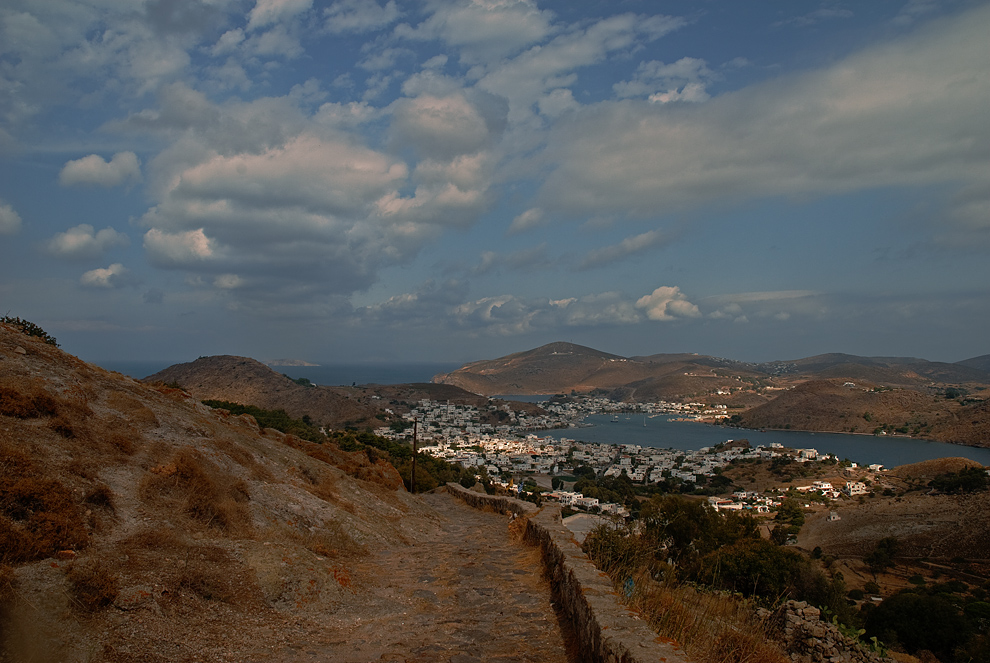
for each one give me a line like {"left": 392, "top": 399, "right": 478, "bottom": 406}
{"left": 289, "top": 491, "right": 576, "bottom": 663}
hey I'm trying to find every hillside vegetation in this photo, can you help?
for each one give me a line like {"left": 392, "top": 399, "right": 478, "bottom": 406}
{"left": 0, "top": 322, "right": 457, "bottom": 661}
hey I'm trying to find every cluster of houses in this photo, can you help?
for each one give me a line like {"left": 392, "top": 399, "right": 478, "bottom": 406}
{"left": 376, "top": 395, "right": 888, "bottom": 520}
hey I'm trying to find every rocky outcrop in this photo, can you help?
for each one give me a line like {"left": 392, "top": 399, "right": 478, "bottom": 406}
{"left": 758, "top": 601, "right": 892, "bottom": 663}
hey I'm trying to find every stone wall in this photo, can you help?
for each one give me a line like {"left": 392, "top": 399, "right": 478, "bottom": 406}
{"left": 758, "top": 601, "right": 893, "bottom": 663}
{"left": 445, "top": 484, "right": 690, "bottom": 663}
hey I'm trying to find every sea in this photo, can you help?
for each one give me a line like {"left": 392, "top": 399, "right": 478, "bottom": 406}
{"left": 543, "top": 413, "right": 990, "bottom": 469}
{"left": 92, "top": 362, "right": 990, "bottom": 468}
{"left": 94, "top": 360, "right": 462, "bottom": 386}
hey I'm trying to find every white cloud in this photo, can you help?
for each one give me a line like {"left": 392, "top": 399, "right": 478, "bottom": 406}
{"left": 0, "top": 199, "right": 23, "bottom": 235}
{"left": 614, "top": 57, "right": 714, "bottom": 103}
{"left": 476, "top": 12, "right": 686, "bottom": 123}
{"left": 579, "top": 229, "right": 669, "bottom": 270}
{"left": 144, "top": 228, "right": 216, "bottom": 266}
{"left": 247, "top": 0, "right": 313, "bottom": 31}
{"left": 635, "top": 286, "right": 700, "bottom": 321}
{"left": 390, "top": 91, "right": 506, "bottom": 160}
{"left": 126, "top": 87, "right": 500, "bottom": 307}
{"left": 706, "top": 290, "right": 823, "bottom": 322}
{"left": 892, "top": 0, "right": 940, "bottom": 26}
{"left": 325, "top": 0, "right": 401, "bottom": 34}
{"left": 773, "top": 7, "right": 855, "bottom": 28}
{"left": 59, "top": 152, "right": 141, "bottom": 188}
{"left": 538, "top": 5, "right": 990, "bottom": 227}
{"left": 508, "top": 208, "right": 545, "bottom": 234}
{"left": 398, "top": 0, "right": 556, "bottom": 64}
{"left": 80, "top": 263, "right": 137, "bottom": 289}
{"left": 45, "top": 224, "right": 129, "bottom": 259}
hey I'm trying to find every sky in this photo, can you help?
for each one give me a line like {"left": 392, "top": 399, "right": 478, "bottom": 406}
{"left": 2, "top": 0, "right": 989, "bottom": 367}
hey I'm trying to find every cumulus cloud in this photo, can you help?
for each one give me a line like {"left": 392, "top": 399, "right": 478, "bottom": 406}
{"left": 144, "top": 228, "right": 216, "bottom": 266}
{"left": 476, "top": 12, "right": 686, "bottom": 123}
{"left": 123, "top": 86, "right": 502, "bottom": 309}
{"left": 358, "top": 284, "right": 646, "bottom": 335}
{"left": 247, "top": 0, "right": 313, "bottom": 31}
{"left": 0, "top": 199, "right": 22, "bottom": 235}
{"left": 80, "top": 263, "right": 138, "bottom": 289}
{"left": 325, "top": 0, "right": 401, "bottom": 34}
{"left": 579, "top": 229, "right": 669, "bottom": 269}
{"left": 538, "top": 5, "right": 990, "bottom": 228}
{"left": 508, "top": 208, "right": 546, "bottom": 234}
{"left": 472, "top": 244, "right": 549, "bottom": 275}
{"left": 45, "top": 224, "right": 130, "bottom": 259}
{"left": 706, "top": 290, "right": 823, "bottom": 322}
{"left": 613, "top": 57, "right": 714, "bottom": 103}
{"left": 773, "top": 7, "right": 854, "bottom": 28}
{"left": 397, "top": 0, "right": 556, "bottom": 64}
{"left": 59, "top": 152, "right": 142, "bottom": 188}
{"left": 390, "top": 90, "right": 508, "bottom": 160}
{"left": 635, "top": 286, "right": 701, "bottom": 321}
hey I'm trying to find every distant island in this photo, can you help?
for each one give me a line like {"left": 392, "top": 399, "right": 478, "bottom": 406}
{"left": 265, "top": 358, "right": 320, "bottom": 366}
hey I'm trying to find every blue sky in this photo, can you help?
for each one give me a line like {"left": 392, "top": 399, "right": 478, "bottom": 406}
{"left": 2, "top": 0, "right": 989, "bottom": 366}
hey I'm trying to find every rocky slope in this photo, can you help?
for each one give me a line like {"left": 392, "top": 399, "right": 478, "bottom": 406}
{"left": 146, "top": 355, "right": 381, "bottom": 428}
{"left": 146, "top": 356, "right": 544, "bottom": 430}
{"left": 0, "top": 322, "right": 461, "bottom": 661}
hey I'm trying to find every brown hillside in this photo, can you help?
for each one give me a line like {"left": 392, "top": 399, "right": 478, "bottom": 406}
{"left": 147, "top": 358, "right": 542, "bottom": 428}
{"left": 735, "top": 378, "right": 975, "bottom": 439}
{"left": 434, "top": 341, "right": 766, "bottom": 399}
{"left": 927, "top": 398, "right": 990, "bottom": 446}
{"left": 0, "top": 322, "right": 451, "bottom": 660}
{"left": 146, "top": 356, "right": 381, "bottom": 428}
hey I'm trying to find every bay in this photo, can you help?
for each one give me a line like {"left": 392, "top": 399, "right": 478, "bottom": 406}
{"left": 544, "top": 414, "right": 990, "bottom": 468}
{"left": 93, "top": 360, "right": 460, "bottom": 385}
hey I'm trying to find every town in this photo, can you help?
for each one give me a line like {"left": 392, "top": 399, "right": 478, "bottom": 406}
{"left": 373, "top": 395, "right": 885, "bottom": 519}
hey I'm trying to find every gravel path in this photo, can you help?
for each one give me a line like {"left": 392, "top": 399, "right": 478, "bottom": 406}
{"left": 272, "top": 491, "right": 575, "bottom": 663}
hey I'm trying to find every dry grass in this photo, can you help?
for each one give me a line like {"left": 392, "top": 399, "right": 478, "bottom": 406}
{"left": 66, "top": 558, "right": 119, "bottom": 611}
{"left": 0, "top": 442, "right": 88, "bottom": 564}
{"left": 0, "top": 381, "right": 58, "bottom": 418}
{"left": 270, "top": 519, "right": 367, "bottom": 559}
{"left": 139, "top": 446, "right": 253, "bottom": 535}
{"left": 624, "top": 574, "right": 789, "bottom": 663}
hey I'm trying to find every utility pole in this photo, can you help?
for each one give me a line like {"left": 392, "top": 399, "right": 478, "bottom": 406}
{"left": 411, "top": 417, "right": 417, "bottom": 493}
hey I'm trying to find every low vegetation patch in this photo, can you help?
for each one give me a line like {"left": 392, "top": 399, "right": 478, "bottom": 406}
{"left": 0, "top": 442, "right": 88, "bottom": 564}
{"left": 1, "top": 316, "right": 59, "bottom": 347}
{"left": 66, "top": 558, "right": 119, "bottom": 611}
{"left": 583, "top": 494, "right": 858, "bottom": 662}
{"left": 140, "top": 446, "right": 252, "bottom": 535}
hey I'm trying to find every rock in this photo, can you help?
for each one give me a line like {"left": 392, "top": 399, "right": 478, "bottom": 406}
{"left": 14, "top": 346, "right": 26, "bottom": 355}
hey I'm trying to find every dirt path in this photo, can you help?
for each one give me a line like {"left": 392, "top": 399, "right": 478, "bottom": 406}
{"left": 269, "top": 491, "right": 575, "bottom": 663}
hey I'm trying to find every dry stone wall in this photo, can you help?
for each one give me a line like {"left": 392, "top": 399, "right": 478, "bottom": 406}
{"left": 444, "top": 483, "right": 691, "bottom": 663}
{"left": 758, "top": 601, "right": 893, "bottom": 663}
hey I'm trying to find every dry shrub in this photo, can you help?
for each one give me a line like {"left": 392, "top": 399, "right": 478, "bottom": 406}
{"left": 271, "top": 520, "right": 366, "bottom": 559}
{"left": 66, "top": 558, "right": 119, "bottom": 611}
{"left": 0, "top": 382, "right": 58, "bottom": 418}
{"left": 104, "top": 391, "right": 158, "bottom": 428}
{"left": 0, "top": 445, "right": 88, "bottom": 564}
{"left": 140, "top": 446, "right": 252, "bottom": 535}
{"left": 83, "top": 484, "right": 115, "bottom": 513}
{"left": 627, "top": 575, "right": 789, "bottom": 663}
{"left": 213, "top": 436, "right": 273, "bottom": 481}
{"left": 300, "top": 464, "right": 339, "bottom": 502}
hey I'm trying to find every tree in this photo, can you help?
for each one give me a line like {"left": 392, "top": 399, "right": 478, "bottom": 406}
{"left": 865, "top": 537, "right": 899, "bottom": 576}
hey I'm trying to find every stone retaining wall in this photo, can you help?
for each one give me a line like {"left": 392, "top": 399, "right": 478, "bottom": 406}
{"left": 758, "top": 601, "right": 893, "bottom": 663}
{"left": 445, "top": 484, "right": 691, "bottom": 663}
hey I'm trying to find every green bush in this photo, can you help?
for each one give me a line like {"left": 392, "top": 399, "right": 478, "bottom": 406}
{"left": 1, "top": 316, "right": 58, "bottom": 347}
